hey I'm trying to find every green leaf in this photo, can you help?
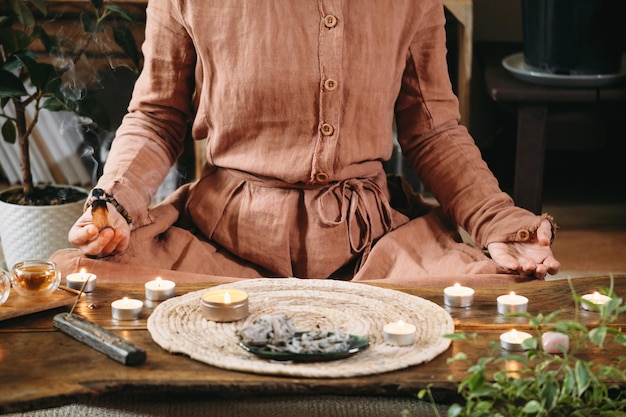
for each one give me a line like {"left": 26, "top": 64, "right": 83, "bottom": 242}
{"left": 41, "top": 96, "right": 67, "bottom": 111}
{"left": 29, "top": 0, "right": 48, "bottom": 15}
{"left": 113, "top": 26, "right": 141, "bottom": 68}
{"left": 541, "top": 378, "right": 559, "bottom": 410}
{"left": 0, "top": 27, "right": 33, "bottom": 54}
{"left": 2, "top": 119, "right": 17, "bottom": 144}
{"left": 614, "top": 333, "right": 626, "bottom": 345}
{"left": 447, "top": 403, "right": 463, "bottom": 417}
{"left": 14, "top": 53, "right": 49, "bottom": 90}
{"left": 447, "top": 351, "right": 468, "bottom": 363}
{"left": 522, "top": 337, "right": 537, "bottom": 351}
{"left": 7, "top": 0, "right": 37, "bottom": 27}
{"left": 561, "top": 367, "right": 575, "bottom": 397}
{"left": 81, "top": 13, "right": 104, "bottom": 34}
{"left": 574, "top": 360, "right": 591, "bottom": 395}
{"left": 445, "top": 332, "right": 467, "bottom": 341}
{"left": 0, "top": 69, "right": 28, "bottom": 97}
{"left": 521, "top": 400, "right": 542, "bottom": 414}
{"left": 105, "top": 5, "right": 136, "bottom": 22}
{"left": 589, "top": 326, "right": 608, "bottom": 347}
{"left": 33, "top": 25, "right": 54, "bottom": 52}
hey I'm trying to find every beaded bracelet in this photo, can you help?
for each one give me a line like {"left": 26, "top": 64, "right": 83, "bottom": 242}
{"left": 84, "top": 188, "right": 133, "bottom": 226}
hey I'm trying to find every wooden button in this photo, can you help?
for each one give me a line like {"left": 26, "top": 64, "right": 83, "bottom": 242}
{"left": 323, "top": 15, "right": 338, "bottom": 28}
{"left": 324, "top": 78, "right": 338, "bottom": 91}
{"left": 516, "top": 229, "right": 531, "bottom": 241}
{"left": 314, "top": 172, "right": 330, "bottom": 183}
{"left": 320, "top": 123, "right": 334, "bottom": 136}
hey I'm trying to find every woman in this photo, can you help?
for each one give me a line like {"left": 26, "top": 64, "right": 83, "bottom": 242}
{"left": 54, "top": 0, "right": 560, "bottom": 285}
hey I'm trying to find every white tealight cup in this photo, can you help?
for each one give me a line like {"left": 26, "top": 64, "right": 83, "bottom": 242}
{"left": 145, "top": 277, "right": 176, "bottom": 301}
{"left": 500, "top": 329, "right": 532, "bottom": 351}
{"left": 383, "top": 320, "right": 417, "bottom": 346}
{"left": 111, "top": 297, "right": 144, "bottom": 320}
{"left": 443, "top": 283, "right": 475, "bottom": 307}
{"left": 581, "top": 291, "right": 611, "bottom": 311}
{"left": 66, "top": 269, "right": 97, "bottom": 293}
{"left": 497, "top": 291, "right": 529, "bottom": 314}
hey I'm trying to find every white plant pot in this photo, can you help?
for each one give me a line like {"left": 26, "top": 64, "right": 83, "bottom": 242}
{"left": 0, "top": 186, "right": 86, "bottom": 270}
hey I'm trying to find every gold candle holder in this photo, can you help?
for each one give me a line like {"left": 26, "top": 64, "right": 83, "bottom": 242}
{"left": 200, "top": 289, "right": 249, "bottom": 322}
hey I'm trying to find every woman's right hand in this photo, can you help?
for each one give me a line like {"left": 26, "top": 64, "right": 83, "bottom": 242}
{"left": 68, "top": 203, "right": 131, "bottom": 257}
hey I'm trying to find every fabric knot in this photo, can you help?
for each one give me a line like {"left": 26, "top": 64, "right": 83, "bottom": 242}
{"left": 317, "top": 178, "right": 393, "bottom": 268}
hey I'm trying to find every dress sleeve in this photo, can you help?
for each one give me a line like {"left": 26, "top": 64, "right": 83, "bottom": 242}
{"left": 394, "top": 0, "right": 552, "bottom": 248}
{"left": 96, "top": 0, "right": 197, "bottom": 229}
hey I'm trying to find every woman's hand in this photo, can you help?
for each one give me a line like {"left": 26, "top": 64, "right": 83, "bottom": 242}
{"left": 487, "top": 219, "right": 560, "bottom": 280}
{"left": 68, "top": 203, "right": 131, "bottom": 257}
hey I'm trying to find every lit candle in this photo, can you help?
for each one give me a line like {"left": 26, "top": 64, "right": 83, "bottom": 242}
{"left": 581, "top": 291, "right": 611, "bottom": 311}
{"left": 383, "top": 320, "right": 417, "bottom": 346}
{"left": 111, "top": 297, "right": 143, "bottom": 320}
{"left": 443, "top": 283, "right": 475, "bottom": 307}
{"left": 0, "top": 270, "right": 10, "bottom": 305}
{"left": 200, "top": 289, "right": 249, "bottom": 322}
{"left": 497, "top": 291, "right": 529, "bottom": 314}
{"left": 144, "top": 277, "right": 176, "bottom": 301}
{"left": 500, "top": 329, "right": 532, "bottom": 351}
{"left": 65, "top": 268, "right": 97, "bottom": 292}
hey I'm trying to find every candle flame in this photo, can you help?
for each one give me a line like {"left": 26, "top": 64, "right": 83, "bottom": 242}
{"left": 80, "top": 268, "right": 86, "bottom": 274}
{"left": 454, "top": 283, "right": 461, "bottom": 288}
{"left": 224, "top": 291, "right": 232, "bottom": 304}
{"left": 510, "top": 291, "right": 516, "bottom": 297}
{"left": 397, "top": 320, "right": 405, "bottom": 327}
{"left": 511, "top": 329, "right": 518, "bottom": 338}
{"left": 156, "top": 277, "right": 162, "bottom": 287}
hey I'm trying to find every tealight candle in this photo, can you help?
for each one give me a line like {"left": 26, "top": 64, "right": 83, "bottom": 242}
{"left": 145, "top": 277, "right": 176, "bottom": 301}
{"left": 581, "top": 291, "right": 611, "bottom": 311}
{"left": 0, "top": 270, "right": 10, "bottom": 305}
{"left": 200, "top": 289, "right": 249, "bottom": 322}
{"left": 65, "top": 268, "right": 97, "bottom": 293}
{"left": 383, "top": 320, "right": 417, "bottom": 346}
{"left": 497, "top": 291, "right": 529, "bottom": 314}
{"left": 111, "top": 297, "right": 143, "bottom": 320}
{"left": 443, "top": 283, "right": 475, "bottom": 307}
{"left": 500, "top": 329, "right": 532, "bottom": 351}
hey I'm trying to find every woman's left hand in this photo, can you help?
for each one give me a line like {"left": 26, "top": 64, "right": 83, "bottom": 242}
{"left": 487, "top": 219, "right": 561, "bottom": 280}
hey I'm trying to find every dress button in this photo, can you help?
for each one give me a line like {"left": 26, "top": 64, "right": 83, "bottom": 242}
{"left": 323, "top": 15, "right": 338, "bottom": 28}
{"left": 314, "top": 172, "right": 330, "bottom": 183}
{"left": 320, "top": 123, "right": 334, "bottom": 136}
{"left": 323, "top": 78, "right": 338, "bottom": 91}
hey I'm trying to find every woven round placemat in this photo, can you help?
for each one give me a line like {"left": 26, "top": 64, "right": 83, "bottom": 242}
{"left": 147, "top": 278, "right": 454, "bottom": 378}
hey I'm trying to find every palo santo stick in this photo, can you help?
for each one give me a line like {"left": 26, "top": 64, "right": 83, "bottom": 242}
{"left": 91, "top": 199, "right": 110, "bottom": 230}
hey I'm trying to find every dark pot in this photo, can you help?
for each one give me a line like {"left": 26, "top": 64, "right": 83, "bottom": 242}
{"left": 522, "top": 0, "right": 626, "bottom": 75}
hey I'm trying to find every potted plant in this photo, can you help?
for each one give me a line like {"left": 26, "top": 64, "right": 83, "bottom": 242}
{"left": 0, "top": 0, "right": 141, "bottom": 268}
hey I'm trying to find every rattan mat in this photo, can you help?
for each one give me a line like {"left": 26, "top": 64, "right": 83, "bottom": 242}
{"left": 147, "top": 278, "right": 454, "bottom": 378}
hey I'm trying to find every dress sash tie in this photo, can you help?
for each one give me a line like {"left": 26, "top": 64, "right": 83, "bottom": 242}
{"left": 317, "top": 178, "right": 393, "bottom": 268}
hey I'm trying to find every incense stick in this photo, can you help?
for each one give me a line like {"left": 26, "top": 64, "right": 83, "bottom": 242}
{"left": 68, "top": 276, "right": 89, "bottom": 315}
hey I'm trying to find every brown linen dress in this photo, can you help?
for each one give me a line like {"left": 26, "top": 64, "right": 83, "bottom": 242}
{"left": 51, "top": 0, "right": 553, "bottom": 286}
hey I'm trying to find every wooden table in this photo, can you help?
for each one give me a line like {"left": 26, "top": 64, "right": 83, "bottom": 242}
{"left": 484, "top": 66, "right": 626, "bottom": 214}
{"left": 1, "top": 275, "right": 624, "bottom": 413}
